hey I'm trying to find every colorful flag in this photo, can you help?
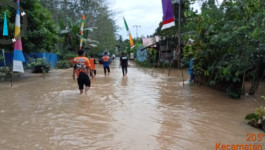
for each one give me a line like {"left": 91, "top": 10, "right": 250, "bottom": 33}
{"left": 80, "top": 14, "right": 85, "bottom": 50}
{"left": 161, "top": 0, "right": 175, "bottom": 30}
{"left": 13, "top": 0, "right": 25, "bottom": 73}
{"left": 123, "top": 17, "right": 134, "bottom": 49}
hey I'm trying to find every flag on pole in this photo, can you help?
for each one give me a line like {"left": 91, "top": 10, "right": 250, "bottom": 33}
{"left": 123, "top": 17, "right": 134, "bottom": 49}
{"left": 13, "top": 0, "right": 25, "bottom": 73}
{"left": 161, "top": 0, "right": 175, "bottom": 30}
{"left": 80, "top": 14, "right": 85, "bottom": 50}
{"left": 3, "top": 11, "right": 8, "bottom": 36}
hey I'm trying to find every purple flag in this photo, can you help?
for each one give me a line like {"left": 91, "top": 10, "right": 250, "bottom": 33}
{"left": 161, "top": 0, "right": 175, "bottom": 30}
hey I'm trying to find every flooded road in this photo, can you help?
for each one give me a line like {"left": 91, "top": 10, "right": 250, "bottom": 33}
{"left": 0, "top": 59, "right": 265, "bottom": 150}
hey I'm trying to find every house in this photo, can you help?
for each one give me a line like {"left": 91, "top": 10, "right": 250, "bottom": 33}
{"left": 141, "top": 36, "right": 178, "bottom": 67}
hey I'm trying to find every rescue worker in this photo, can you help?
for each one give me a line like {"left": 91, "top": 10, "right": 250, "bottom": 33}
{"left": 102, "top": 52, "right": 110, "bottom": 76}
{"left": 89, "top": 55, "right": 96, "bottom": 76}
{"left": 72, "top": 50, "right": 94, "bottom": 95}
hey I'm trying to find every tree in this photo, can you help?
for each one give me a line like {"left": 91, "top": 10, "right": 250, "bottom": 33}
{"left": 40, "top": 0, "right": 118, "bottom": 54}
{"left": 154, "top": 0, "right": 265, "bottom": 98}
{"left": 21, "top": 0, "right": 60, "bottom": 53}
{"left": 59, "top": 18, "right": 98, "bottom": 52}
{"left": 89, "top": 5, "right": 117, "bottom": 54}
{"left": 182, "top": 0, "right": 265, "bottom": 98}
{"left": 0, "top": 0, "right": 60, "bottom": 53}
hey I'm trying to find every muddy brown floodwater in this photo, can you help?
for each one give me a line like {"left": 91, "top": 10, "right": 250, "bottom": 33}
{"left": 0, "top": 59, "right": 265, "bottom": 150}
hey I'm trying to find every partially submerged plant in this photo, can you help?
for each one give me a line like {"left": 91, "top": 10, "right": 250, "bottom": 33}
{"left": 0, "top": 67, "right": 13, "bottom": 81}
{"left": 0, "top": 55, "right": 3, "bottom": 62}
{"left": 27, "top": 57, "right": 50, "bottom": 73}
{"left": 245, "top": 96, "right": 265, "bottom": 132}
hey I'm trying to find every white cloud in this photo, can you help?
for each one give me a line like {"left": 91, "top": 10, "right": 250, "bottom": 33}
{"left": 109, "top": 0, "right": 163, "bottom": 40}
{"left": 108, "top": 0, "right": 223, "bottom": 40}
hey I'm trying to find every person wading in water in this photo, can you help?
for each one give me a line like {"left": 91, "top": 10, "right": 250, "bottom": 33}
{"left": 120, "top": 52, "right": 128, "bottom": 76}
{"left": 89, "top": 55, "right": 97, "bottom": 77}
{"left": 73, "top": 50, "right": 94, "bottom": 95}
{"left": 102, "top": 52, "right": 110, "bottom": 76}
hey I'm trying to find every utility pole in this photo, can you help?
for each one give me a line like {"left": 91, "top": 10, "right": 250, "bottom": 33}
{"left": 133, "top": 25, "right": 141, "bottom": 39}
{"left": 178, "top": 0, "right": 182, "bottom": 69}
{"left": 175, "top": 0, "right": 185, "bottom": 87}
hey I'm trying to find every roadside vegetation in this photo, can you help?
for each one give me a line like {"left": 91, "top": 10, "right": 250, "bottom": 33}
{"left": 0, "top": 0, "right": 117, "bottom": 70}
{"left": 153, "top": 0, "right": 265, "bottom": 98}
{"left": 246, "top": 96, "right": 265, "bottom": 132}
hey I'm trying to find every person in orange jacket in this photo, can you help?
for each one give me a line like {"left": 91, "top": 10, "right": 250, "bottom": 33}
{"left": 73, "top": 50, "right": 94, "bottom": 95}
{"left": 102, "top": 52, "right": 110, "bottom": 76}
{"left": 89, "top": 55, "right": 96, "bottom": 76}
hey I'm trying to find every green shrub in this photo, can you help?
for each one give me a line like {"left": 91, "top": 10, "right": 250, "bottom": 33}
{"left": 0, "top": 67, "right": 12, "bottom": 81}
{"left": 27, "top": 57, "right": 50, "bottom": 73}
{"left": 57, "top": 51, "right": 76, "bottom": 60}
{"left": 135, "top": 60, "right": 155, "bottom": 68}
{"left": 245, "top": 96, "right": 265, "bottom": 132}
{"left": 0, "top": 55, "right": 3, "bottom": 62}
{"left": 225, "top": 83, "right": 244, "bottom": 99}
{"left": 56, "top": 51, "right": 76, "bottom": 67}
{"left": 63, "top": 53, "right": 76, "bottom": 60}
{"left": 56, "top": 60, "right": 70, "bottom": 69}
{"left": 181, "top": 57, "right": 190, "bottom": 68}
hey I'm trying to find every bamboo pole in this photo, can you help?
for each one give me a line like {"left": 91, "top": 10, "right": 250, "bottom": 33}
{"left": 168, "top": 59, "right": 172, "bottom": 76}
{"left": 2, "top": 49, "right": 6, "bottom": 69}
{"left": 162, "top": 59, "right": 165, "bottom": 74}
{"left": 162, "top": 41, "right": 169, "bottom": 74}
{"left": 178, "top": 0, "right": 185, "bottom": 87}
{"left": 11, "top": 71, "right": 13, "bottom": 87}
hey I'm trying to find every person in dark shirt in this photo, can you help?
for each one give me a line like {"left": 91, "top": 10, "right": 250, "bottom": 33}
{"left": 120, "top": 52, "right": 128, "bottom": 76}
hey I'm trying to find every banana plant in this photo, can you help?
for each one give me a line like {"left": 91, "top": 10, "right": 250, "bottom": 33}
{"left": 59, "top": 18, "right": 99, "bottom": 52}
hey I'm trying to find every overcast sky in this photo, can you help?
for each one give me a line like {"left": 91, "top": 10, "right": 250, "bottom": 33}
{"left": 109, "top": 0, "right": 223, "bottom": 40}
